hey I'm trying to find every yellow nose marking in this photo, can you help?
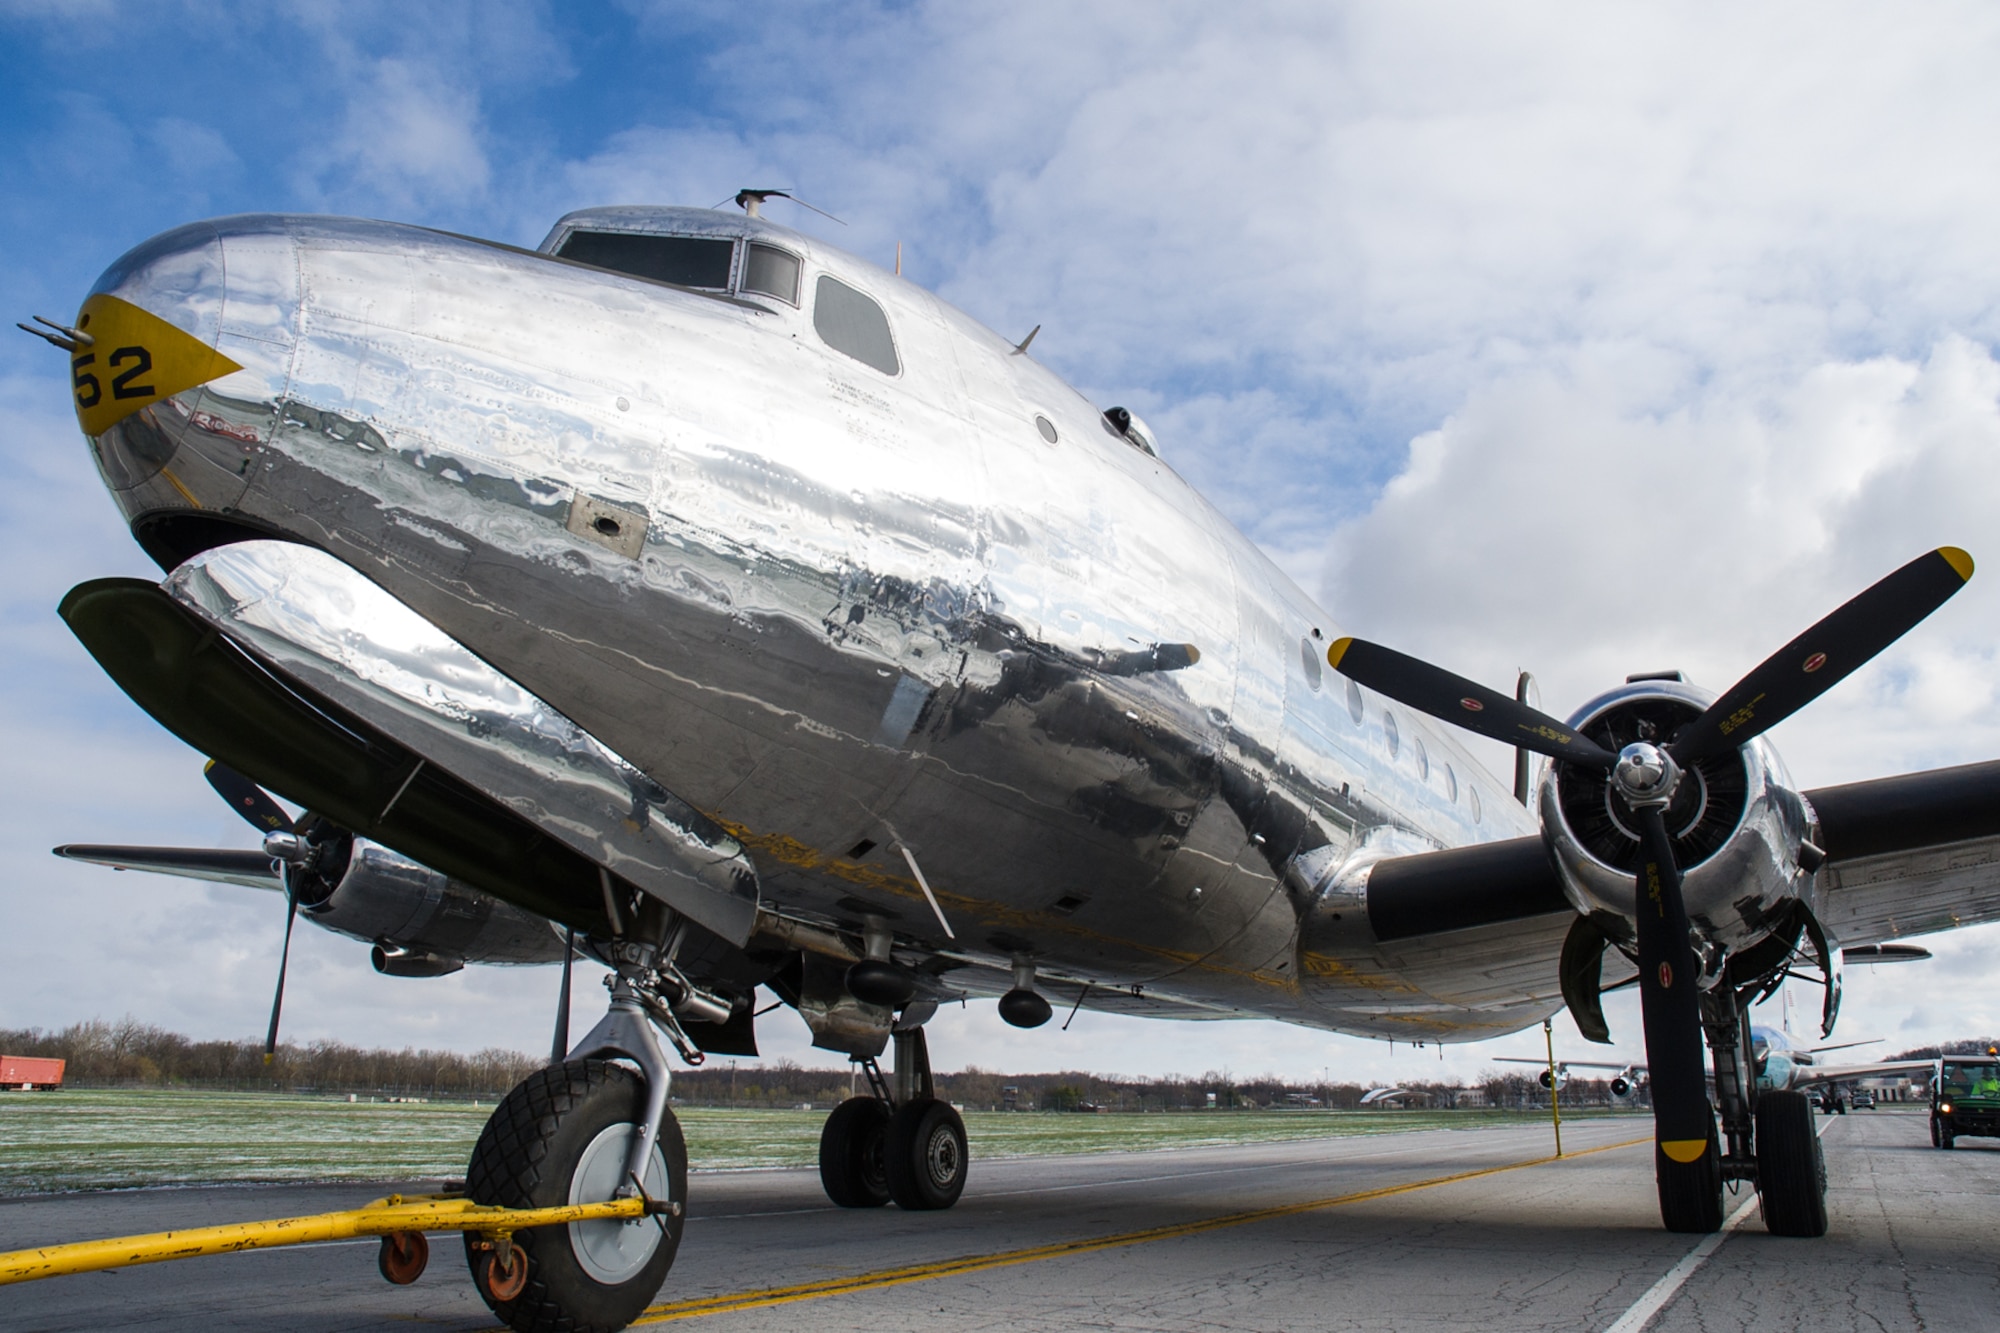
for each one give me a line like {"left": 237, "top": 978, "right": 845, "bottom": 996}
{"left": 69, "top": 293, "right": 243, "bottom": 437}
{"left": 1660, "top": 1138, "right": 1709, "bottom": 1164}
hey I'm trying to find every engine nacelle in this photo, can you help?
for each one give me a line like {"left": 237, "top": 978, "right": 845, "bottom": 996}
{"left": 1538, "top": 680, "right": 1817, "bottom": 961}
{"left": 303, "top": 838, "right": 566, "bottom": 968}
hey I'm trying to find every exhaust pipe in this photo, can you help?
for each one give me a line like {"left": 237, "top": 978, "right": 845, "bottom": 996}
{"left": 371, "top": 944, "right": 464, "bottom": 978}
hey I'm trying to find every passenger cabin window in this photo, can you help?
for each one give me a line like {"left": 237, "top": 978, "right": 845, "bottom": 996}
{"left": 558, "top": 232, "right": 734, "bottom": 290}
{"left": 814, "top": 275, "right": 900, "bottom": 375}
{"left": 743, "top": 243, "right": 801, "bottom": 305}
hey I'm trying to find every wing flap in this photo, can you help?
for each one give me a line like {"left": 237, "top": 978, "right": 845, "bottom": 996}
{"left": 1817, "top": 833, "right": 2000, "bottom": 945}
{"left": 1807, "top": 760, "right": 2000, "bottom": 947}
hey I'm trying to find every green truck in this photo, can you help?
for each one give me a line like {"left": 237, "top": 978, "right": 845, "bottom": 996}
{"left": 1931, "top": 1056, "right": 2000, "bottom": 1148}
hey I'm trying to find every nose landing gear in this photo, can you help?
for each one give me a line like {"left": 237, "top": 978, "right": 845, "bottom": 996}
{"left": 818, "top": 1025, "right": 968, "bottom": 1211}
{"left": 467, "top": 921, "right": 711, "bottom": 1333}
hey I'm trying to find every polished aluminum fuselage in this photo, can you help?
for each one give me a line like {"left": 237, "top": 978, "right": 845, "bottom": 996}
{"left": 83, "top": 209, "right": 1564, "bottom": 1042}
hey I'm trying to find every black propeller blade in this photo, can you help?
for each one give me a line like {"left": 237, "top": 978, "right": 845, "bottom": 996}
{"left": 204, "top": 760, "right": 295, "bottom": 834}
{"left": 1326, "top": 546, "right": 1975, "bottom": 1228}
{"left": 1667, "top": 547, "right": 1974, "bottom": 767}
{"left": 202, "top": 761, "right": 302, "bottom": 1065}
{"left": 1628, "top": 803, "right": 1714, "bottom": 1168}
{"left": 265, "top": 888, "right": 298, "bottom": 1065}
{"left": 1324, "top": 638, "right": 1619, "bottom": 770}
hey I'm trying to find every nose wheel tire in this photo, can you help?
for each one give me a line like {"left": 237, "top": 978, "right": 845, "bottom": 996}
{"left": 885, "top": 1097, "right": 968, "bottom": 1211}
{"left": 1755, "top": 1091, "right": 1828, "bottom": 1237}
{"left": 819, "top": 1096, "right": 893, "bottom": 1208}
{"left": 1654, "top": 1124, "right": 1723, "bottom": 1234}
{"left": 464, "top": 1059, "right": 686, "bottom": 1333}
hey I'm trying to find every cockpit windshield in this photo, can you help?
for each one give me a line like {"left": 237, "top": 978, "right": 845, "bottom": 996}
{"left": 1939, "top": 1061, "right": 2000, "bottom": 1096}
{"left": 557, "top": 232, "right": 734, "bottom": 290}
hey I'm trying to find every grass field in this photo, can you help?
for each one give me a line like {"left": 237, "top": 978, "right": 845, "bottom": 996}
{"left": 0, "top": 1088, "right": 1633, "bottom": 1195}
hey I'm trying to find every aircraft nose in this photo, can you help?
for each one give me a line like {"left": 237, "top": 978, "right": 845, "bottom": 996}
{"left": 75, "top": 217, "right": 298, "bottom": 510}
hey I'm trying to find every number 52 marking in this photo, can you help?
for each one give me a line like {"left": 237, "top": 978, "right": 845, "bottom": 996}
{"left": 109, "top": 346, "right": 155, "bottom": 399}
{"left": 71, "top": 346, "right": 155, "bottom": 408}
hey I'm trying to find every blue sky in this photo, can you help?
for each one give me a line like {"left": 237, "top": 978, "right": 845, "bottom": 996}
{"left": 6, "top": 2, "right": 2000, "bottom": 1085}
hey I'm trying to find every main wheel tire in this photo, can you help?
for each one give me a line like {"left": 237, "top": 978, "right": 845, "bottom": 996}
{"left": 819, "top": 1096, "right": 892, "bottom": 1208}
{"left": 1756, "top": 1090, "right": 1828, "bottom": 1238}
{"left": 1655, "top": 1123, "right": 1724, "bottom": 1234}
{"left": 464, "top": 1059, "right": 686, "bottom": 1333}
{"left": 885, "top": 1097, "right": 968, "bottom": 1211}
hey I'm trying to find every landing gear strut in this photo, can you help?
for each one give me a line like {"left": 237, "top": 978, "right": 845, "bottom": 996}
{"left": 467, "top": 901, "right": 719, "bottom": 1332}
{"left": 818, "top": 1026, "right": 968, "bottom": 1211}
{"left": 1679, "top": 981, "right": 1827, "bottom": 1238}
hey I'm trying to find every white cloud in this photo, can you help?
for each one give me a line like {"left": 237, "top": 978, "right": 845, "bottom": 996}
{"left": 313, "top": 58, "right": 491, "bottom": 209}
{"left": 148, "top": 117, "right": 242, "bottom": 182}
{"left": 10, "top": 2, "right": 2000, "bottom": 1085}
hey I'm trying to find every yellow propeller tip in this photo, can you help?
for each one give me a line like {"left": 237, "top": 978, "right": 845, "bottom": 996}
{"left": 1326, "top": 637, "right": 1353, "bottom": 670}
{"left": 1940, "top": 547, "right": 1974, "bottom": 582}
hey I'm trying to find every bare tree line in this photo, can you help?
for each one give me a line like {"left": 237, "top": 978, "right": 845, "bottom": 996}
{"left": 3, "top": 1020, "right": 1643, "bottom": 1107}
{"left": 0, "top": 1021, "right": 539, "bottom": 1099}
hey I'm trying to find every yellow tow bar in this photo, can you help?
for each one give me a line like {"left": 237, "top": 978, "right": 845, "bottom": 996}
{"left": 0, "top": 1191, "right": 662, "bottom": 1291}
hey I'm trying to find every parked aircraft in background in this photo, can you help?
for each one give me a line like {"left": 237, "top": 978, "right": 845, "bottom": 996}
{"left": 1494, "top": 1056, "right": 1644, "bottom": 1096}
{"left": 23, "top": 192, "right": 2000, "bottom": 1329}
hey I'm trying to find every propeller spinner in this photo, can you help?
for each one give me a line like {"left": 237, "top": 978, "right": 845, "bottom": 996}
{"left": 1327, "top": 546, "right": 1973, "bottom": 1225}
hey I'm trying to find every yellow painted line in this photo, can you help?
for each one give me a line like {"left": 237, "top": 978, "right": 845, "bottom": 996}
{"left": 157, "top": 465, "right": 203, "bottom": 509}
{"left": 637, "top": 1135, "right": 1651, "bottom": 1324}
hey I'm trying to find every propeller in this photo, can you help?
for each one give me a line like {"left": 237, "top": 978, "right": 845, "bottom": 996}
{"left": 204, "top": 760, "right": 303, "bottom": 1064}
{"left": 1326, "top": 546, "right": 1974, "bottom": 1181}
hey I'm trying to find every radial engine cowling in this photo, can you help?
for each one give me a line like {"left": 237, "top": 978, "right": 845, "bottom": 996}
{"left": 1537, "top": 680, "right": 1817, "bottom": 959}
{"left": 301, "top": 838, "right": 566, "bottom": 969}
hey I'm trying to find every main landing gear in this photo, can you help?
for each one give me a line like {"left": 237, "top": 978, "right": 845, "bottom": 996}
{"left": 1664, "top": 984, "right": 1827, "bottom": 1238}
{"left": 818, "top": 1025, "right": 968, "bottom": 1211}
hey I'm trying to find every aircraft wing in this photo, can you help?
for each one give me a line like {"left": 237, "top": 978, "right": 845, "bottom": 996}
{"left": 1493, "top": 1057, "right": 1641, "bottom": 1071}
{"left": 944, "top": 959, "right": 1252, "bottom": 1021}
{"left": 53, "top": 843, "right": 281, "bottom": 892}
{"left": 1808, "top": 759, "right": 2000, "bottom": 946}
{"left": 1787, "top": 1060, "right": 1935, "bottom": 1089}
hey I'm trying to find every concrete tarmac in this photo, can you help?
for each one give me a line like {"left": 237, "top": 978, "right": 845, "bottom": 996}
{"left": 2, "top": 1109, "right": 1994, "bottom": 1332}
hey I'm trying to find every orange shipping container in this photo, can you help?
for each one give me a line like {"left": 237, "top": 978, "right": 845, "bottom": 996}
{"left": 0, "top": 1056, "right": 65, "bottom": 1089}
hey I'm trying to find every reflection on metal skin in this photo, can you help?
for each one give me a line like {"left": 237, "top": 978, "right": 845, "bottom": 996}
{"left": 73, "top": 207, "right": 1596, "bottom": 1043}
{"left": 166, "top": 541, "right": 761, "bottom": 945}
{"left": 319, "top": 839, "right": 566, "bottom": 966}
{"left": 796, "top": 953, "right": 894, "bottom": 1057}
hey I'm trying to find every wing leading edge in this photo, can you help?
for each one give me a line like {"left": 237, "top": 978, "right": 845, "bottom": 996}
{"left": 54, "top": 843, "right": 281, "bottom": 892}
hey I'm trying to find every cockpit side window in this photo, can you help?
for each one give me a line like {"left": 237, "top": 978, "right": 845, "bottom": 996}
{"left": 557, "top": 231, "right": 735, "bottom": 290}
{"left": 743, "top": 243, "right": 801, "bottom": 305}
{"left": 813, "top": 275, "right": 900, "bottom": 375}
